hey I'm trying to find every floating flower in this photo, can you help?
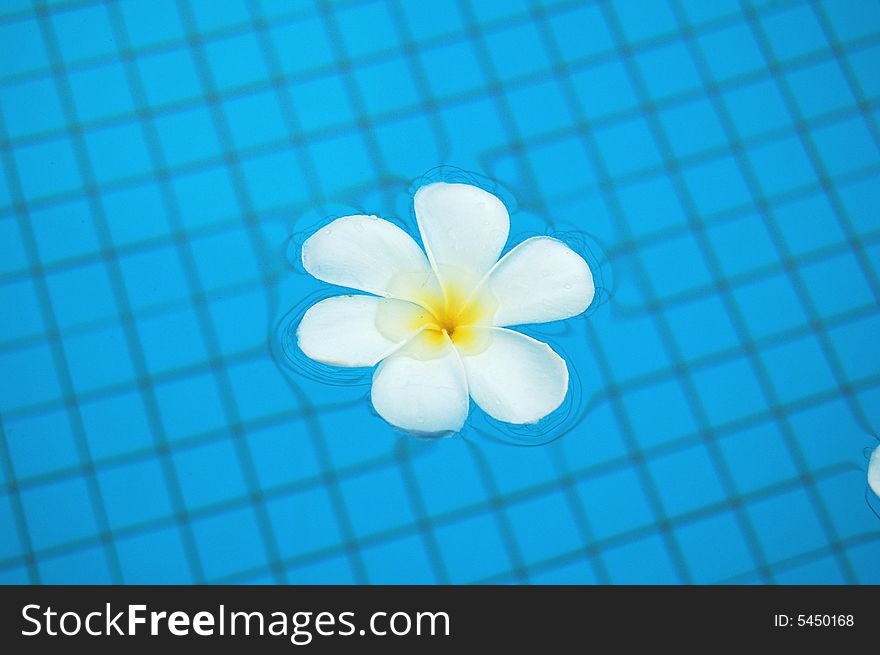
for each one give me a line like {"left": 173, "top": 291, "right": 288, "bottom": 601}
{"left": 870, "top": 444, "right": 880, "bottom": 498}
{"left": 296, "top": 182, "right": 594, "bottom": 436}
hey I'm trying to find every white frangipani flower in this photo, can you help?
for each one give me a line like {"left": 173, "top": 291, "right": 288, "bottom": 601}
{"left": 296, "top": 182, "right": 594, "bottom": 436}
{"left": 870, "top": 444, "right": 880, "bottom": 498}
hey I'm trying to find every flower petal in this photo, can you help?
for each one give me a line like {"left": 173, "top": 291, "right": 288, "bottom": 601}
{"left": 297, "top": 295, "right": 430, "bottom": 367}
{"left": 870, "top": 444, "right": 880, "bottom": 498}
{"left": 371, "top": 332, "right": 469, "bottom": 435}
{"left": 458, "top": 328, "right": 568, "bottom": 424}
{"left": 485, "top": 236, "right": 594, "bottom": 327}
{"left": 301, "top": 215, "right": 442, "bottom": 306}
{"left": 414, "top": 182, "right": 509, "bottom": 293}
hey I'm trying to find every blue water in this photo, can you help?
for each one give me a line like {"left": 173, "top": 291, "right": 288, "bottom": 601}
{"left": 1, "top": 0, "right": 879, "bottom": 584}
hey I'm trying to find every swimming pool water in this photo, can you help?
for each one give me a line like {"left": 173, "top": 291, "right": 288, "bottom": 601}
{"left": 0, "top": 0, "right": 879, "bottom": 584}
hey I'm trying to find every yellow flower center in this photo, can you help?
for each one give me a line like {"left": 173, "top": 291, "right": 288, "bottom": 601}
{"left": 402, "top": 277, "right": 496, "bottom": 355}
